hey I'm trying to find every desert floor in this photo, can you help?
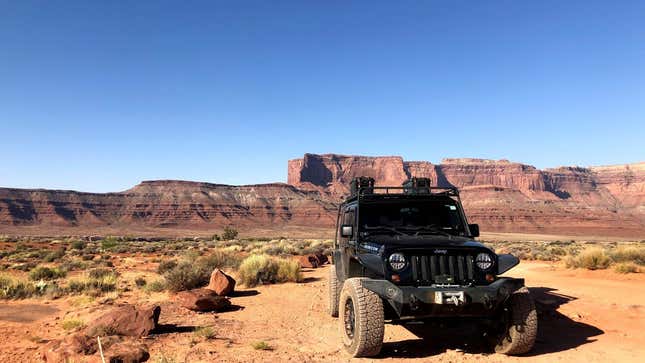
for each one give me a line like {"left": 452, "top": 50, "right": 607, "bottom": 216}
{"left": 1, "top": 257, "right": 644, "bottom": 362}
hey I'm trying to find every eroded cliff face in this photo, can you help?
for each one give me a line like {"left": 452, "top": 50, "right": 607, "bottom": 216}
{"left": 288, "top": 154, "right": 645, "bottom": 237}
{"left": 1, "top": 155, "right": 643, "bottom": 237}
{"left": 0, "top": 181, "right": 336, "bottom": 230}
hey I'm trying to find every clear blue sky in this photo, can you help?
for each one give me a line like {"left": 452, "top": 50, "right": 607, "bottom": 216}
{"left": 1, "top": 1, "right": 644, "bottom": 192}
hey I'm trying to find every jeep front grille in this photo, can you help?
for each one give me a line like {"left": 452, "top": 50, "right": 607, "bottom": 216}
{"left": 409, "top": 253, "right": 476, "bottom": 286}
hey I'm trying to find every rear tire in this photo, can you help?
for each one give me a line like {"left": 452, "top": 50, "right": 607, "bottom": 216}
{"left": 493, "top": 287, "right": 538, "bottom": 355}
{"left": 328, "top": 266, "right": 340, "bottom": 317}
{"left": 338, "top": 278, "right": 384, "bottom": 357}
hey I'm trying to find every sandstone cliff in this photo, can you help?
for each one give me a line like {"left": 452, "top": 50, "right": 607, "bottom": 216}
{"left": 288, "top": 154, "right": 645, "bottom": 237}
{"left": 1, "top": 155, "right": 643, "bottom": 238}
{"left": 0, "top": 180, "right": 336, "bottom": 231}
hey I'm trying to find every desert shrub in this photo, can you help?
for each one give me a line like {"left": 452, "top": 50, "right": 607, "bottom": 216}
{"left": 238, "top": 254, "right": 301, "bottom": 287}
{"left": 101, "top": 237, "right": 118, "bottom": 250}
{"left": 157, "top": 260, "right": 178, "bottom": 275}
{"left": 29, "top": 266, "right": 66, "bottom": 281}
{"left": 276, "top": 259, "right": 302, "bottom": 283}
{"left": 193, "top": 326, "right": 216, "bottom": 340}
{"left": 0, "top": 275, "right": 37, "bottom": 299}
{"left": 134, "top": 276, "right": 147, "bottom": 287}
{"left": 70, "top": 240, "right": 86, "bottom": 250}
{"left": 610, "top": 246, "right": 645, "bottom": 265}
{"left": 565, "top": 248, "right": 611, "bottom": 270}
{"left": 163, "top": 261, "right": 206, "bottom": 292}
{"left": 162, "top": 249, "right": 241, "bottom": 292}
{"left": 43, "top": 248, "right": 66, "bottom": 262}
{"left": 197, "top": 249, "right": 241, "bottom": 270}
{"left": 211, "top": 234, "right": 221, "bottom": 241}
{"left": 144, "top": 279, "right": 166, "bottom": 293}
{"left": 61, "top": 318, "right": 86, "bottom": 331}
{"left": 60, "top": 259, "right": 89, "bottom": 272}
{"left": 222, "top": 227, "right": 239, "bottom": 241}
{"left": 614, "top": 262, "right": 640, "bottom": 274}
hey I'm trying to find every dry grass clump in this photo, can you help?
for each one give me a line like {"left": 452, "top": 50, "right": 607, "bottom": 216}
{"left": 0, "top": 274, "right": 38, "bottom": 299}
{"left": 67, "top": 270, "right": 118, "bottom": 296}
{"left": 193, "top": 326, "right": 216, "bottom": 340}
{"left": 238, "top": 254, "right": 302, "bottom": 287}
{"left": 609, "top": 246, "right": 645, "bottom": 265}
{"left": 614, "top": 262, "right": 640, "bottom": 274}
{"left": 251, "top": 341, "right": 273, "bottom": 350}
{"left": 61, "top": 318, "right": 86, "bottom": 331}
{"left": 565, "top": 248, "right": 612, "bottom": 270}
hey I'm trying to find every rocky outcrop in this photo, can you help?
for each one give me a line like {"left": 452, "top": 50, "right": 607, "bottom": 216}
{"left": 0, "top": 181, "right": 337, "bottom": 230}
{"left": 1, "top": 154, "right": 643, "bottom": 237}
{"left": 288, "top": 154, "right": 645, "bottom": 237}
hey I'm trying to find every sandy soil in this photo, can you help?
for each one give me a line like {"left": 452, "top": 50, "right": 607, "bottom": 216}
{"left": 1, "top": 260, "right": 644, "bottom": 362}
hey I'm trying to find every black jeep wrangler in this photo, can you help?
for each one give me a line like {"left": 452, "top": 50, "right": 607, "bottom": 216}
{"left": 329, "top": 177, "right": 537, "bottom": 357}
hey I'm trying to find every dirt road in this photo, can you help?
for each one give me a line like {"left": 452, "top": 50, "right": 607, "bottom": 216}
{"left": 1, "top": 261, "right": 644, "bottom": 362}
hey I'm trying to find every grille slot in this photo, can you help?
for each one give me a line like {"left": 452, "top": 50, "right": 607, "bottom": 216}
{"left": 410, "top": 252, "right": 476, "bottom": 286}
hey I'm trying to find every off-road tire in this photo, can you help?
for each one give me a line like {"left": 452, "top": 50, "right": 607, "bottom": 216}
{"left": 328, "top": 266, "right": 340, "bottom": 317}
{"left": 338, "top": 278, "right": 384, "bottom": 357}
{"left": 494, "top": 287, "right": 538, "bottom": 355}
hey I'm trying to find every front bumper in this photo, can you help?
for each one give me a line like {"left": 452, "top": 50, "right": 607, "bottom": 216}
{"left": 361, "top": 277, "right": 525, "bottom": 319}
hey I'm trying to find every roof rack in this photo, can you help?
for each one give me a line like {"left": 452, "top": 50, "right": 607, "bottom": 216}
{"left": 346, "top": 176, "right": 460, "bottom": 202}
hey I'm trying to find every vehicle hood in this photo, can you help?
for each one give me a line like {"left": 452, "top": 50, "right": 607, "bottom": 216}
{"left": 361, "top": 234, "right": 488, "bottom": 250}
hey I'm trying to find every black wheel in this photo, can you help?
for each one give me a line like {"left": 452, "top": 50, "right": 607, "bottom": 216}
{"left": 338, "top": 278, "right": 384, "bottom": 357}
{"left": 493, "top": 287, "right": 538, "bottom": 355}
{"left": 328, "top": 266, "right": 340, "bottom": 317}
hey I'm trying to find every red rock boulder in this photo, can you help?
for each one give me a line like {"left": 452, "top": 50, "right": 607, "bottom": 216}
{"left": 298, "top": 255, "right": 320, "bottom": 268}
{"left": 176, "top": 288, "right": 231, "bottom": 312}
{"left": 86, "top": 304, "right": 161, "bottom": 338}
{"left": 206, "top": 269, "right": 236, "bottom": 296}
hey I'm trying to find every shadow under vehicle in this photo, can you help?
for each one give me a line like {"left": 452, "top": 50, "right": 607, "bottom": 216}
{"left": 329, "top": 177, "right": 537, "bottom": 357}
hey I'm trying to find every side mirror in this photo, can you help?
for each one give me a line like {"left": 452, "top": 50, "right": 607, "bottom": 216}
{"left": 341, "top": 225, "right": 353, "bottom": 238}
{"left": 468, "top": 224, "right": 479, "bottom": 237}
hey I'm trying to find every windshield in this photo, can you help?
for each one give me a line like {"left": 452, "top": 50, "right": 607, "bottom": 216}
{"left": 358, "top": 200, "right": 466, "bottom": 236}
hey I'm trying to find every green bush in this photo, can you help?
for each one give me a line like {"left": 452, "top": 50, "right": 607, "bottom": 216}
{"left": 88, "top": 268, "right": 116, "bottom": 279}
{"left": 29, "top": 266, "right": 66, "bottom": 281}
{"left": 101, "top": 237, "right": 118, "bottom": 250}
{"left": 70, "top": 240, "right": 86, "bottom": 250}
{"left": 222, "top": 227, "right": 239, "bottom": 241}
{"left": 44, "top": 248, "right": 66, "bottom": 262}
{"left": 238, "top": 254, "right": 302, "bottom": 287}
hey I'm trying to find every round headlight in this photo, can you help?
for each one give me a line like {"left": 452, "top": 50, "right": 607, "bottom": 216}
{"left": 389, "top": 253, "right": 407, "bottom": 271}
{"left": 476, "top": 253, "right": 493, "bottom": 270}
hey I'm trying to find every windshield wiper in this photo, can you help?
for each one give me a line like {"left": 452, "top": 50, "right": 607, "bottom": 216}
{"left": 362, "top": 226, "right": 408, "bottom": 236}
